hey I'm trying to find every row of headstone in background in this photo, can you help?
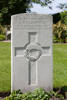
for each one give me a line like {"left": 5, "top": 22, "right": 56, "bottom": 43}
{"left": 11, "top": 13, "right": 53, "bottom": 92}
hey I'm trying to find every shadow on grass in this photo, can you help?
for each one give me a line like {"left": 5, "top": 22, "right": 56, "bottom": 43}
{"left": 54, "top": 86, "right": 67, "bottom": 98}
{"left": 0, "top": 91, "right": 10, "bottom": 97}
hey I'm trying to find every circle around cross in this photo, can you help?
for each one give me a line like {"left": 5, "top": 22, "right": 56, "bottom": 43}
{"left": 25, "top": 43, "right": 43, "bottom": 62}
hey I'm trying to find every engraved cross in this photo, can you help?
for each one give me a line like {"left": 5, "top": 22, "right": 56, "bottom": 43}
{"left": 15, "top": 32, "right": 50, "bottom": 85}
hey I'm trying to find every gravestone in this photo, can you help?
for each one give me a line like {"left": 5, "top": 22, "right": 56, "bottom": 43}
{"left": 11, "top": 13, "right": 53, "bottom": 92}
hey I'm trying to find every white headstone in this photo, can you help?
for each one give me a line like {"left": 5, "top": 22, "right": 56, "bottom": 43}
{"left": 11, "top": 13, "right": 53, "bottom": 92}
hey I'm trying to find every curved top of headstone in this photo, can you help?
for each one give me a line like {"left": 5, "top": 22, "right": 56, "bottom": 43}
{"left": 11, "top": 13, "right": 52, "bottom": 17}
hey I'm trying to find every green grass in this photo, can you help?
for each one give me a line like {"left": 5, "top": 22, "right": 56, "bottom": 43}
{"left": 0, "top": 42, "right": 67, "bottom": 92}
{"left": 0, "top": 42, "right": 11, "bottom": 92}
{"left": 53, "top": 44, "right": 67, "bottom": 88}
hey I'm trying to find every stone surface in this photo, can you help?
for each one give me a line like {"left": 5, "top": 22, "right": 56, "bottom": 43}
{"left": 11, "top": 13, "right": 53, "bottom": 92}
{"left": 0, "top": 97, "right": 4, "bottom": 100}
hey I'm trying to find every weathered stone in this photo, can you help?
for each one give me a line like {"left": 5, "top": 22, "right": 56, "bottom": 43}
{"left": 11, "top": 13, "right": 53, "bottom": 92}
